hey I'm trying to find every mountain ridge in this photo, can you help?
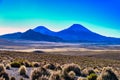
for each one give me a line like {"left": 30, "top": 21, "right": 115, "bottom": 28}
{"left": 0, "top": 24, "right": 120, "bottom": 43}
{"left": 61, "top": 24, "right": 91, "bottom": 32}
{"left": 20, "top": 29, "right": 63, "bottom": 42}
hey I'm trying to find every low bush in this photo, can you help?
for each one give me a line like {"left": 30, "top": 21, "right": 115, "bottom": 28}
{"left": 10, "top": 62, "right": 21, "bottom": 68}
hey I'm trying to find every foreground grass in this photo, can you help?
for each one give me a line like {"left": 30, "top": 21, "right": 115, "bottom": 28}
{"left": 0, "top": 51, "right": 120, "bottom": 80}
{"left": 0, "top": 51, "right": 120, "bottom": 68}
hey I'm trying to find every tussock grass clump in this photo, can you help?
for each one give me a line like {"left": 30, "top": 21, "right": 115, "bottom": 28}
{"left": 68, "top": 71, "right": 76, "bottom": 80}
{"left": 62, "top": 63, "right": 81, "bottom": 80}
{"left": 0, "top": 64, "right": 6, "bottom": 73}
{"left": 31, "top": 68, "right": 41, "bottom": 80}
{"left": 49, "top": 71, "right": 62, "bottom": 80}
{"left": 32, "top": 62, "right": 40, "bottom": 67}
{"left": 20, "top": 78, "right": 24, "bottom": 80}
{"left": 0, "top": 72, "right": 9, "bottom": 80}
{"left": 23, "top": 60, "right": 32, "bottom": 67}
{"left": 77, "top": 77, "right": 87, "bottom": 80}
{"left": 31, "top": 67, "right": 50, "bottom": 80}
{"left": 62, "top": 63, "right": 81, "bottom": 76}
{"left": 6, "top": 64, "right": 11, "bottom": 70}
{"left": 81, "top": 68, "right": 95, "bottom": 77}
{"left": 43, "top": 63, "right": 56, "bottom": 70}
{"left": 55, "top": 63, "right": 62, "bottom": 71}
{"left": 18, "top": 65, "right": 27, "bottom": 76}
{"left": 10, "top": 77, "right": 15, "bottom": 80}
{"left": 0, "top": 64, "right": 9, "bottom": 80}
{"left": 38, "top": 75, "right": 49, "bottom": 80}
{"left": 97, "top": 67, "right": 118, "bottom": 80}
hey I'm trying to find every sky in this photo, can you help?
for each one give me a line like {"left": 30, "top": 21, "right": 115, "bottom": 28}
{"left": 0, "top": 0, "right": 120, "bottom": 37}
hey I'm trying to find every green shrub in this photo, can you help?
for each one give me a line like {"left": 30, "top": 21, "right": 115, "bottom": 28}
{"left": 10, "top": 62, "right": 21, "bottom": 68}
{"left": 10, "top": 59, "right": 32, "bottom": 68}
{"left": 81, "top": 68, "right": 95, "bottom": 77}
{"left": 87, "top": 73, "right": 97, "bottom": 80}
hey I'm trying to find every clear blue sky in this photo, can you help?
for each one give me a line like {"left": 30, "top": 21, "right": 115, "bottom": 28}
{"left": 0, "top": 0, "right": 120, "bottom": 37}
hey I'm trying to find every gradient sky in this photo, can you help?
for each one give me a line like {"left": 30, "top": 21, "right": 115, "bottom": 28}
{"left": 0, "top": 0, "right": 120, "bottom": 37}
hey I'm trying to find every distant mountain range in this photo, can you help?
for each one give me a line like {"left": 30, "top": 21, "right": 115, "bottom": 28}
{"left": 0, "top": 24, "right": 120, "bottom": 43}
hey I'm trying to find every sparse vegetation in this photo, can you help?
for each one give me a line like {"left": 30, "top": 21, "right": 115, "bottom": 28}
{"left": 0, "top": 51, "right": 120, "bottom": 80}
